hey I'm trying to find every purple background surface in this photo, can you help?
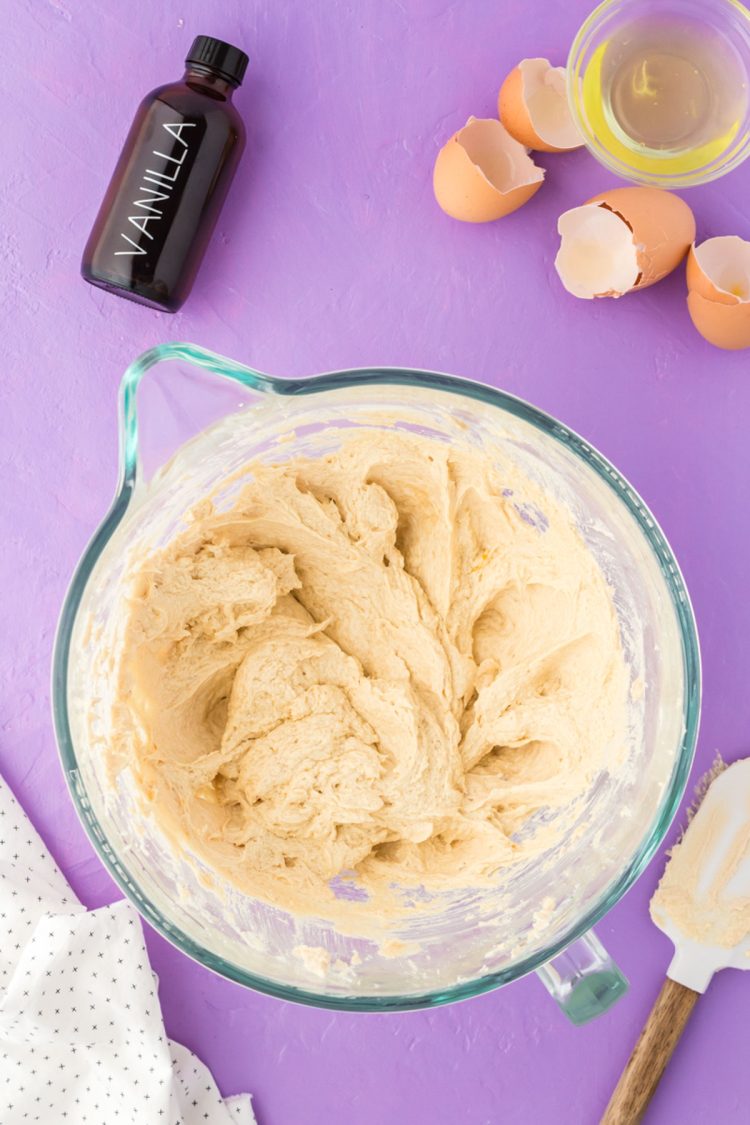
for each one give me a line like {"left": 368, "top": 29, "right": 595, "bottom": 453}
{"left": 2, "top": 1, "right": 749, "bottom": 1122}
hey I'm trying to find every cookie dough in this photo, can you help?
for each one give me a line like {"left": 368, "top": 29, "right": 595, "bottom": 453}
{"left": 112, "top": 431, "right": 628, "bottom": 928}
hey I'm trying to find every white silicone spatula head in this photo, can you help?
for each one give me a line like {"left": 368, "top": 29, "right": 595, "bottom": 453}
{"left": 650, "top": 758, "right": 750, "bottom": 993}
{"left": 601, "top": 758, "right": 750, "bottom": 1124}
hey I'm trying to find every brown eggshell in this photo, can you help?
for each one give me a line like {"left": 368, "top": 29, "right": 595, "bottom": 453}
{"left": 498, "top": 65, "right": 550, "bottom": 150}
{"left": 586, "top": 187, "right": 696, "bottom": 292}
{"left": 498, "top": 59, "right": 582, "bottom": 153}
{"left": 687, "top": 290, "right": 750, "bottom": 349}
{"left": 686, "top": 238, "right": 750, "bottom": 305}
{"left": 687, "top": 245, "right": 736, "bottom": 305}
{"left": 555, "top": 204, "right": 639, "bottom": 298}
{"left": 433, "top": 117, "right": 544, "bottom": 223}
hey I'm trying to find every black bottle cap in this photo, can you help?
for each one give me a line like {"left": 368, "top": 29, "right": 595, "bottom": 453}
{"left": 186, "top": 36, "right": 248, "bottom": 86}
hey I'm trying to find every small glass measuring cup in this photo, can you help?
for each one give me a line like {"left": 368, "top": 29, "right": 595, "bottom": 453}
{"left": 568, "top": 0, "right": 750, "bottom": 187}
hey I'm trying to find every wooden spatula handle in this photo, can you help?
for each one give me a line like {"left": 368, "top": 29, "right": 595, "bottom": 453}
{"left": 600, "top": 976, "right": 700, "bottom": 1124}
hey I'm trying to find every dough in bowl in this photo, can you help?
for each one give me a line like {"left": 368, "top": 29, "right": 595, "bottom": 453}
{"left": 111, "top": 430, "right": 628, "bottom": 931}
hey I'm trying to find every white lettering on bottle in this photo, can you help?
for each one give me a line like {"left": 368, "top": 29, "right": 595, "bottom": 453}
{"left": 127, "top": 214, "right": 159, "bottom": 238}
{"left": 115, "top": 122, "right": 197, "bottom": 256}
{"left": 162, "top": 122, "right": 193, "bottom": 145}
{"left": 151, "top": 147, "right": 188, "bottom": 167}
{"left": 143, "top": 163, "right": 183, "bottom": 184}
{"left": 133, "top": 189, "right": 170, "bottom": 215}
{"left": 116, "top": 233, "right": 146, "bottom": 256}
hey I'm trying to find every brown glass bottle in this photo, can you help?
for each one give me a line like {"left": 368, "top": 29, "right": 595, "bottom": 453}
{"left": 81, "top": 36, "right": 247, "bottom": 312}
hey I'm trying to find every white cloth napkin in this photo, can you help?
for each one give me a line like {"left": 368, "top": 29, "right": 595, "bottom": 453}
{"left": 0, "top": 775, "right": 255, "bottom": 1125}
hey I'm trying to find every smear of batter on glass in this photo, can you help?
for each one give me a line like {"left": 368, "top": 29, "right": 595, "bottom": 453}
{"left": 110, "top": 430, "right": 629, "bottom": 933}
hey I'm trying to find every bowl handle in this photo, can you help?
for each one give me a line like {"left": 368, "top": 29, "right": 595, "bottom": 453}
{"left": 117, "top": 342, "right": 282, "bottom": 490}
{"left": 536, "top": 929, "right": 628, "bottom": 1025}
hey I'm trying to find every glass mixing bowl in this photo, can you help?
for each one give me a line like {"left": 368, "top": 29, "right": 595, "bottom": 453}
{"left": 52, "top": 344, "right": 700, "bottom": 1019}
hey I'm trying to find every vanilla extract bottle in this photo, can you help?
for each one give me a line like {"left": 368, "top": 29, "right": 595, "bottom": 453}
{"left": 81, "top": 36, "right": 247, "bottom": 312}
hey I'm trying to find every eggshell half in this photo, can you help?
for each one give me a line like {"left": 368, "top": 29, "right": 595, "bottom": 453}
{"left": 687, "top": 236, "right": 750, "bottom": 304}
{"left": 555, "top": 187, "right": 696, "bottom": 299}
{"left": 687, "top": 292, "right": 750, "bottom": 349}
{"left": 498, "top": 58, "right": 583, "bottom": 153}
{"left": 686, "top": 236, "right": 750, "bottom": 349}
{"left": 433, "top": 117, "right": 544, "bottom": 223}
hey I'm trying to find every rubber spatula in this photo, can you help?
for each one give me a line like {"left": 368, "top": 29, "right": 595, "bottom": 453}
{"left": 601, "top": 757, "right": 750, "bottom": 1125}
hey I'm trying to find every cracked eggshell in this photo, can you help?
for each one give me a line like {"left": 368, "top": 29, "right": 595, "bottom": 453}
{"left": 433, "top": 117, "right": 544, "bottom": 223}
{"left": 555, "top": 187, "right": 696, "bottom": 299}
{"left": 498, "top": 58, "right": 583, "bottom": 153}
{"left": 687, "top": 236, "right": 750, "bottom": 349}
